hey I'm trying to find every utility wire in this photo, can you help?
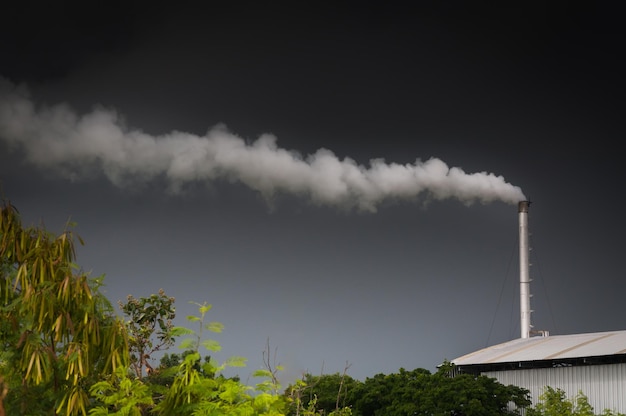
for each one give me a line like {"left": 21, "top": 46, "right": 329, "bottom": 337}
{"left": 486, "top": 232, "right": 518, "bottom": 347}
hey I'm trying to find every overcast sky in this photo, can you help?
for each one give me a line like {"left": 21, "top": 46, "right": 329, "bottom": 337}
{"left": 1, "top": 2, "right": 624, "bottom": 384}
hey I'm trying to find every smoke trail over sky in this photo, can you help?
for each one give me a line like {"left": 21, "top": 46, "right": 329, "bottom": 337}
{"left": 0, "top": 79, "right": 525, "bottom": 211}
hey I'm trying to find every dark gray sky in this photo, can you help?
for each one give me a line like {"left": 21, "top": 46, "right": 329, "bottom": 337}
{"left": 1, "top": 2, "right": 624, "bottom": 384}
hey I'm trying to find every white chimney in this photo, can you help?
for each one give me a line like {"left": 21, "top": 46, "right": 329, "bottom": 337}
{"left": 518, "top": 200, "right": 531, "bottom": 339}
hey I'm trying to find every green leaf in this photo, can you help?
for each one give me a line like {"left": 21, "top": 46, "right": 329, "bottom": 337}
{"left": 201, "top": 339, "right": 222, "bottom": 352}
{"left": 178, "top": 338, "right": 196, "bottom": 350}
{"left": 170, "top": 326, "right": 195, "bottom": 337}
{"left": 252, "top": 369, "right": 273, "bottom": 378}
{"left": 198, "top": 303, "right": 212, "bottom": 314}
{"left": 206, "top": 321, "right": 224, "bottom": 333}
{"left": 224, "top": 356, "right": 248, "bottom": 367}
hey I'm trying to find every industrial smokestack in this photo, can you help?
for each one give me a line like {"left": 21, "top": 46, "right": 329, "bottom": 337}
{"left": 518, "top": 200, "right": 531, "bottom": 339}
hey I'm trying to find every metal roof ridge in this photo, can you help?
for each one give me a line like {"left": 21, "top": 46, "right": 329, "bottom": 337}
{"left": 485, "top": 336, "right": 552, "bottom": 363}
{"left": 543, "top": 332, "right": 617, "bottom": 359}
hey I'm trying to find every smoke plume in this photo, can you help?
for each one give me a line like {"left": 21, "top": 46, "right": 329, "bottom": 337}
{"left": 0, "top": 79, "right": 525, "bottom": 211}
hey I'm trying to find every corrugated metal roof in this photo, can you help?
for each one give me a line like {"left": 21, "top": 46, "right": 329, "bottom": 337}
{"left": 452, "top": 330, "right": 626, "bottom": 366}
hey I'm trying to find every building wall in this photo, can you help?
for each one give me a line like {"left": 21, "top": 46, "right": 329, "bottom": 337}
{"left": 483, "top": 363, "right": 626, "bottom": 413}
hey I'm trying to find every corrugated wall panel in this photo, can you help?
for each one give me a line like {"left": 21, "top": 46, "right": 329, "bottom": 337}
{"left": 483, "top": 363, "right": 626, "bottom": 413}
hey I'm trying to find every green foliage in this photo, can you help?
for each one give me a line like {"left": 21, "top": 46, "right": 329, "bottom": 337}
{"left": 118, "top": 290, "right": 176, "bottom": 379}
{"left": 152, "top": 302, "right": 288, "bottom": 415}
{"left": 1, "top": 196, "right": 289, "bottom": 416}
{"left": 285, "top": 372, "right": 358, "bottom": 416}
{"left": 284, "top": 364, "right": 530, "bottom": 416}
{"left": 0, "top": 201, "right": 129, "bottom": 416}
{"left": 348, "top": 365, "right": 530, "bottom": 416}
{"left": 89, "top": 367, "right": 154, "bottom": 416}
{"left": 87, "top": 302, "right": 289, "bottom": 415}
{"left": 527, "top": 386, "right": 625, "bottom": 416}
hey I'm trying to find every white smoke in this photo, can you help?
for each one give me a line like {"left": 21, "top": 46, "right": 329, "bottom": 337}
{"left": 0, "top": 78, "right": 525, "bottom": 211}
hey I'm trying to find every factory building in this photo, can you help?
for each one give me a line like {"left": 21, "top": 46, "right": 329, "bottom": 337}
{"left": 451, "top": 202, "right": 626, "bottom": 413}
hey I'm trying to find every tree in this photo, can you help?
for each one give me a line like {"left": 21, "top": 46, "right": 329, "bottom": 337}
{"left": 350, "top": 365, "right": 530, "bottom": 416}
{"left": 427, "top": 369, "right": 530, "bottom": 416}
{"left": 0, "top": 201, "right": 129, "bottom": 415}
{"left": 350, "top": 367, "right": 433, "bottom": 416}
{"left": 285, "top": 370, "right": 359, "bottom": 415}
{"left": 118, "top": 290, "right": 176, "bottom": 379}
{"left": 527, "top": 386, "right": 625, "bottom": 416}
